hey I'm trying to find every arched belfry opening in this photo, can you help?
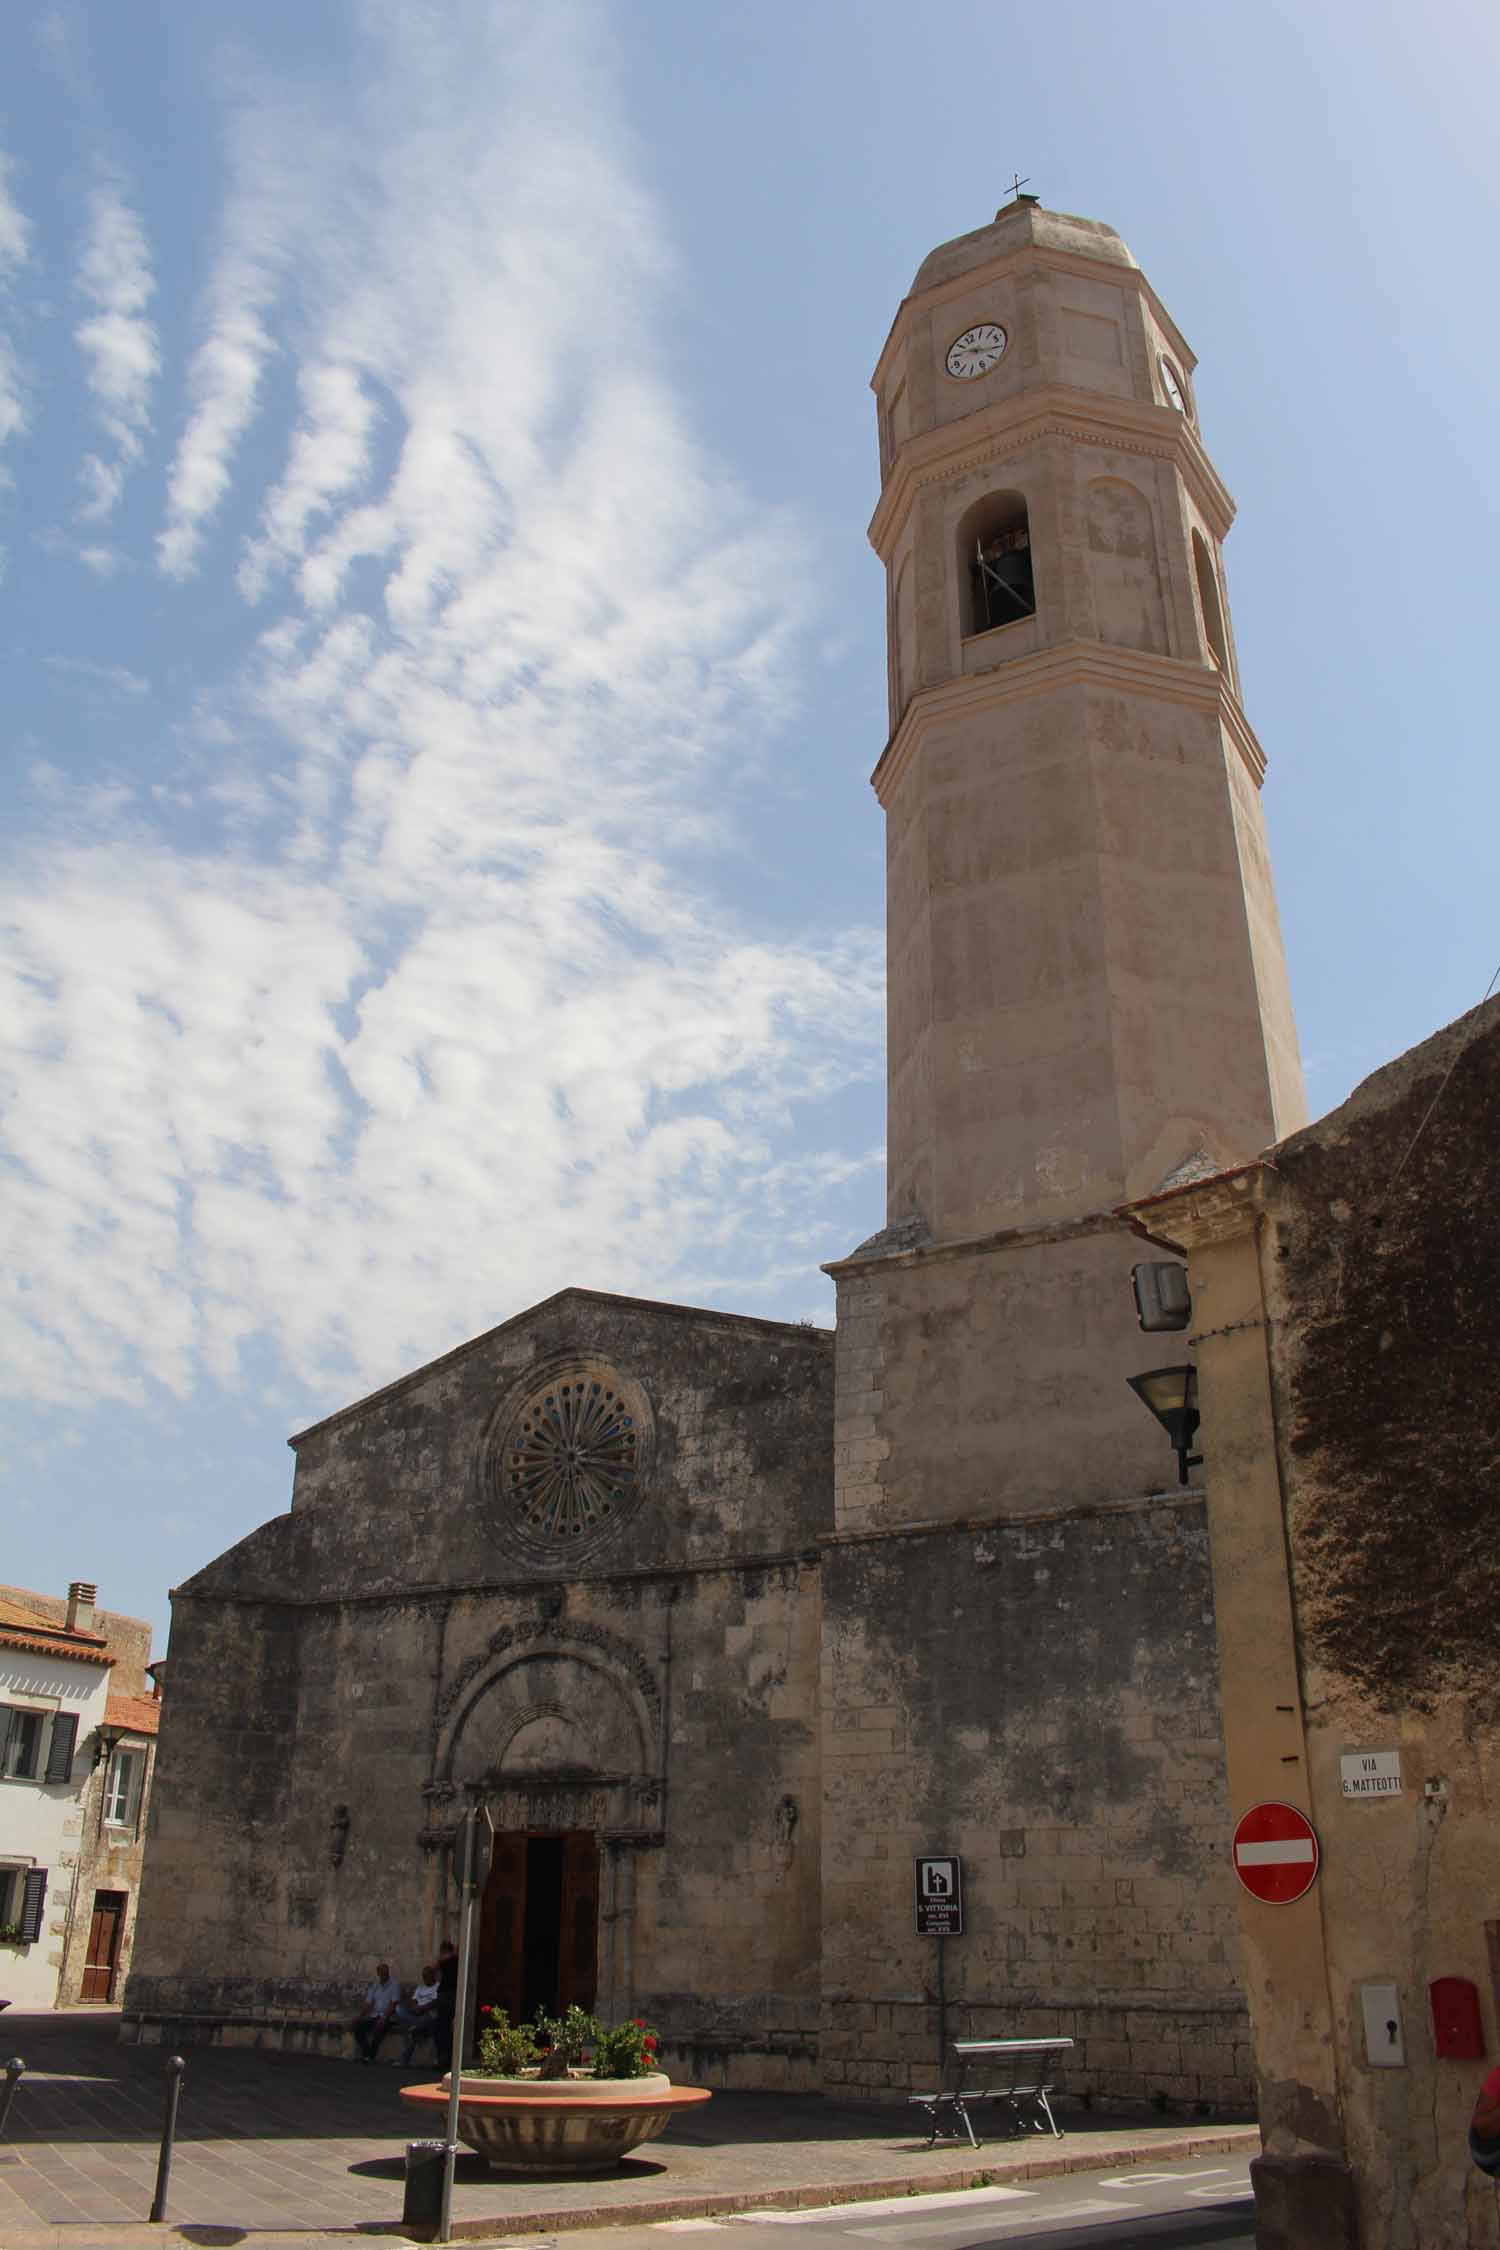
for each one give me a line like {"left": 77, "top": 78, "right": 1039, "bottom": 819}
{"left": 1192, "top": 529, "right": 1229, "bottom": 672}
{"left": 958, "top": 489, "right": 1035, "bottom": 638}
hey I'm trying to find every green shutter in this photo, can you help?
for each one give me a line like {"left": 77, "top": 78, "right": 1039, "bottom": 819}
{"left": 18, "top": 1867, "right": 47, "bottom": 1944}
{"left": 44, "top": 1711, "right": 78, "bottom": 1785}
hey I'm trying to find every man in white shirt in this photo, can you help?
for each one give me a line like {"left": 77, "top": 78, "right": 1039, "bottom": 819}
{"left": 353, "top": 1961, "right": 403, "bottom": 2063}
{"left": 395, "top": 1962, "right": 442, "bottom": 2066}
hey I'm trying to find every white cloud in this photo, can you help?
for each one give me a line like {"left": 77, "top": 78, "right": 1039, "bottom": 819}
{"left": 0, "top": 0, "right": 881, "bottom": 1415}
{"left": 74, "top": 180, "right": 159, "bottom": 519}
{"left": 0, "top": 148, "right": 32, "bottom": 451}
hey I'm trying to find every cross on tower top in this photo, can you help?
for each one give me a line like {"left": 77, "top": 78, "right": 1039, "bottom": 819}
{"left": 1002, "top": 172, "right": 1032, "bottom": 203}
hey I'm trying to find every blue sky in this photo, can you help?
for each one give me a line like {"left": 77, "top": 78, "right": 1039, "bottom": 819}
{"left": 3, "top": 0, "right": 1498, "bottom": 1653}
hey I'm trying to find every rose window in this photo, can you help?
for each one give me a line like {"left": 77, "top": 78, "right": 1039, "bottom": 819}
{"left": 505, "top": 1376, "right": 642, "bottom": 1544}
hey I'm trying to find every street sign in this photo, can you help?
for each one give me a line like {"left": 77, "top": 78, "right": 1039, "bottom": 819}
{"left": 1341, "top": 1750, "right": 1402, "bottom": 1800}
{"left": 915, "top": 1854, "right": 963, "bottom": 1936}
{"left": 1232, "top": 1802, "right": 1319, "bottom": 1904}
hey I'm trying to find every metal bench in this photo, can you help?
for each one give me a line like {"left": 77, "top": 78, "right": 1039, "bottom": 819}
{"left": 908, "top": 2036, "right": 1073, "bottom": 2148}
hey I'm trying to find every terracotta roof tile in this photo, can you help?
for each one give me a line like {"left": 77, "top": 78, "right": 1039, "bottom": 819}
{"left": 104, "top": 1692, "right": 161, "bottom": 1736}
{"left": 0, "top": 1625, "right": 112, "bottom": 1667}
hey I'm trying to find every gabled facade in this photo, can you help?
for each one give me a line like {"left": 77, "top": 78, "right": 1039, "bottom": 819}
{"left": 0, "top": 1581, "right": 160, "bottom": 2008}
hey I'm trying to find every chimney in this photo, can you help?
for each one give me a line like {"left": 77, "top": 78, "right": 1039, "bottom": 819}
{"left": 66, "top": 1581, "right": 97, "bottom": 1634}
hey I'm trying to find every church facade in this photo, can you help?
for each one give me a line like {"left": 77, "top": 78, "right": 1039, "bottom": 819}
{"left": 125, "top": 200, "right": 1305, "bottom": 2113}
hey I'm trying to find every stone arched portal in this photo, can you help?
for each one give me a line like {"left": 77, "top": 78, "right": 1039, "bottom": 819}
{"left": 421, "top": 1630, "right": 666, "bottom": 2026}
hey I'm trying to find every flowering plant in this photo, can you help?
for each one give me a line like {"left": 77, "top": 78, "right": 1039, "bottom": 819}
{"left": 589, "top": 2014, "right": 659, "bottom": 2081}
{"left": 467, "top": 2003, "right": 661, "bottom": 2080}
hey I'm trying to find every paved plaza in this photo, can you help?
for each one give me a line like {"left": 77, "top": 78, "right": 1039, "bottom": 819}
{"left": 0, "top": 2010, "right": 1258, "bottom": 2246}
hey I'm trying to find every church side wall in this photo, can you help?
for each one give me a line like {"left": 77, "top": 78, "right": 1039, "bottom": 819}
{"left": 819, "top": 1504, "right": 1251, "bottom": 2111}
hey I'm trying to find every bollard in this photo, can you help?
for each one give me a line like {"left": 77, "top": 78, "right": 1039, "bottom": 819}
{"left": 0, "top": 2057, "right": 23, "bottom": 2155}
{"left": 147, "top": 2054, "right": 185, "bottom": 2223}
{"left": 403, "top": 2139, "right": 449, "bottom": 2235}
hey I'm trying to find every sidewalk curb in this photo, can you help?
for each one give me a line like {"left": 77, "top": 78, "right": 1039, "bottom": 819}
{"left": 0, "top": 2123, "right": 1257, "bottom": 2246}
{"left": 410, "top": 2127, "right": 1263, "bottom": 2242}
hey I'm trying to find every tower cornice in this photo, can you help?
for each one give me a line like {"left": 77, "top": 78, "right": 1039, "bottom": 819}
{"left": 870, "top": 641, "right": 1269, "bottom": 805}
{"left": 870, "top": 243, "right": 1197, "bottom": 397}
{"left": 868, "top": 385, "right": 1236, "bottom": 560}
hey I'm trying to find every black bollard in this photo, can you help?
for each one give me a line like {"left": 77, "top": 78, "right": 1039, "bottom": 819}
{"left": 0, "top": 2057, "right": 23, "bottom": 2150}
{"left": 147, "top": 2054, "right": 185, "bottom": 2223}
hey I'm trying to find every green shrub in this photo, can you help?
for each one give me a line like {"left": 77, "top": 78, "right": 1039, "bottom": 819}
{"left": 590, "top": 2016, "right": 660, "bottom": 2080}
{"left": 473, "top": 2008, "right": 539, "bottom": 2075}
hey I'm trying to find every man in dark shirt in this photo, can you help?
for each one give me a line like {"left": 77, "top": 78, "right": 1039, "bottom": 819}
{"left": 432, "top": 1939, "right": 460, "bottom": 2073}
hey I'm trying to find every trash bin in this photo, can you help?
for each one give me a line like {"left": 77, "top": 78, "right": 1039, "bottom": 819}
{"left": 402, "top": 2139, "right": 447, "bottom": 2231}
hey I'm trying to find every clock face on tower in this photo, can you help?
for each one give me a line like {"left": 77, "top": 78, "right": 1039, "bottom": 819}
{"left": 946, "top": 323, "right": 1008, "bottom": 381}
{"left": 1159, "top": 355, "right": 1190, "bottom": 415}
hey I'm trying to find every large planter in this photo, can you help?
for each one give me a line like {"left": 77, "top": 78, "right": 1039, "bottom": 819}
{"left": 399, "top": 2070, "right": 712, "bottom": 2176}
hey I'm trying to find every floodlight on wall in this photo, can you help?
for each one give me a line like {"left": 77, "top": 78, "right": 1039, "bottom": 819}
{"left": 1126, "top": 1364, "right": 1202, "bottom": 1485}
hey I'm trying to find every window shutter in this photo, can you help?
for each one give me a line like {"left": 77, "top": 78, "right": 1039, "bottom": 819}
{"left": 19, "top": 1867, "right": 47, "bottom": 1944}
{"left": 0, "top": 1708, "right": 14, "bottom": 1776}
{"left": 45, "top": 1711, "right": 78, "bottom": 1785}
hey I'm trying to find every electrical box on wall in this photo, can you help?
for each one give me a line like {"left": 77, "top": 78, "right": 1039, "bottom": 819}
{"left": 1431, "top": 1977, "right": 1485, "bottom": 2060}
{"left": 1361, "top": 1983, "right": 1405, "bottom": 2068}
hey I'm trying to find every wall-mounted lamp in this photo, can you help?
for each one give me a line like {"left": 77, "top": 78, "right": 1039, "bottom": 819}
{"left": 93, "top": 1722, "right": 126, "bottom": 1769}
{"left": 1126, "top": 1364, "right": 1202, "bottom": 1485}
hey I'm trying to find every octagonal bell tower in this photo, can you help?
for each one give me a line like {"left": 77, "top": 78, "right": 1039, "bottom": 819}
{"left": 871, "top": 197, "right": 1305, "bottom": 1245}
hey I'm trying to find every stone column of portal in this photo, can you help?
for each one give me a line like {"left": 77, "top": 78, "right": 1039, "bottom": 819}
{"left": 597, "top": 1842, "right": 619, "bottom": 2019}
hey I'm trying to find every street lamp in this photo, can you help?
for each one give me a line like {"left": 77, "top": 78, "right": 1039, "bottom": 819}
{"left": 1126, "top": 1364, "right": 1202, "bottom": 1485}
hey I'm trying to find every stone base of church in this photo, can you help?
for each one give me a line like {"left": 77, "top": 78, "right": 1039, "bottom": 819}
{"left": 820, "top": 1997, "right": 1253, "bottom": 2112}
{"left": 120, "top": 2008, "right": 357, "bottom": 2057}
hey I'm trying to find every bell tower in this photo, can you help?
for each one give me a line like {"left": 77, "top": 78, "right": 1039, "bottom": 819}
{"left": 871, "top": 197, "right": 1304, "bottom": 1246}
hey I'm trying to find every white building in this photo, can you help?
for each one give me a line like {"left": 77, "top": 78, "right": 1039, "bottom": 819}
{"left": 0, "top": 1582, "right": 159, "bottom": 2008}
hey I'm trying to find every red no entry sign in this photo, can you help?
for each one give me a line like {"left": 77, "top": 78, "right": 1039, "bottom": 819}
{"left": 1232, "top": 1801, "right": 1320, "bottom": 1904}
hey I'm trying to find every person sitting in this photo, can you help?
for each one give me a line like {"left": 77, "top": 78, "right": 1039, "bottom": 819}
{"left": 394, "top": 1963, "right": 441, "bottom": 2065}
{"left": 352, "top": 1959, "right": 403, "bottom": 2063}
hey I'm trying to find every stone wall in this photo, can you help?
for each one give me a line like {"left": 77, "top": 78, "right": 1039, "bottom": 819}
{"left": 125, "top": 1291, "right": 831, "bottom": 2085}
{"left": 818, "top": 1504, "right": 1250, "bottom": 2108}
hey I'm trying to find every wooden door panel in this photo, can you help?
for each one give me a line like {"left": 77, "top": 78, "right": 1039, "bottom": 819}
{"left": 557, "top": 1832, "right": 600, "bottom": 2014}
{"left": 477, "top": 1833, "right": 527, "bottom": 2022}
{"left": 81, "top": 1892, "right": 126, "bottom": 2002}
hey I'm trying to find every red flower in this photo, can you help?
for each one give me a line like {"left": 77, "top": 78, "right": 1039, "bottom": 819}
{"left": 633, "top": 2017, "right": 646, "bottom": 2027}
{"left": 479, "top": 2004, "right": 492, "bottom": 2016}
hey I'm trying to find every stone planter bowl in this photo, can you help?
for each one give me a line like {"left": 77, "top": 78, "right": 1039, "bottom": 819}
{"left": 399, "top": 2071, "right": 712, "bottom": 2176}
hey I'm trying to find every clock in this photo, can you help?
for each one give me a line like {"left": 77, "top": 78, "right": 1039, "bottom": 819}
{"left": 1159, "top": 356, "right": 1189, "bottom": 415}
{"left": 946, "top": 323, "right": 1008, "bottom": 381}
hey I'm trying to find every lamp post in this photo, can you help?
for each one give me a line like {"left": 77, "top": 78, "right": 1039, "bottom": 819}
{"left": 1126, "top": 1364, "right": 1202, "bottom": 1485}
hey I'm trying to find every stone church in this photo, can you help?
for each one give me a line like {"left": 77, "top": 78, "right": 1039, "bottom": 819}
{"left": 125, "top": 198, "right": 1307, "bottom": 2111}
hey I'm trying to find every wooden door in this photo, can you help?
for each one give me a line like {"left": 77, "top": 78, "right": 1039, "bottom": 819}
{"left": 557, "top": 1832, "right": 600, "bottom": 2014}
{"left": 477, "top": 1832, "right": 527, "bottom": 2022}
{"left": 81, "top": 1890, "right": 127, "bottom": 2002}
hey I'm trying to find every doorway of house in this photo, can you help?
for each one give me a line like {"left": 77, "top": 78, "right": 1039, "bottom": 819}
{"left": 80, "top": 1888, "right": 128, "bottom": 2002}
{"left": 477, "top": 1830, "right": 599, "bottom": 2025}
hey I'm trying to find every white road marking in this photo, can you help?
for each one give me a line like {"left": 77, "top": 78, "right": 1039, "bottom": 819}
{"left": 735, "top": 2186, "right": 1035, "bottom": 2224}
{"left": 654, "top": 2224, "right": 731, "bottom": 2233}
{"left": 1096, "top": 2168, "right": 1230, "bottom": 2188}
{"left": 828, "top": 2203, "right": 1135, "bottom": 2240}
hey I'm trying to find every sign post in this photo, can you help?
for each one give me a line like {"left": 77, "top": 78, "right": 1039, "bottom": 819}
{"left": 1231, "top": 1802, "right": 1319, "bottom": 1905}
{"left": 915, "top": 1856, "right": 963, "bottom": 2072}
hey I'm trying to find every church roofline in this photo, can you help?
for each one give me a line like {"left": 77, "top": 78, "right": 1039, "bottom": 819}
{"left": 287, "top": 1286, "right": 833, "bottom": 1450}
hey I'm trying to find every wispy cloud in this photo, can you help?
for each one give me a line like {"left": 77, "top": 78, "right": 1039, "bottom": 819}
{"left": 0, "top": 0, "right": 880, "bottom": 1415}
{"left": 0, "top": 148, "right": 33, "bottom": 452}
{"left": 74, "top": 179, "right": 159, "bottom": 520}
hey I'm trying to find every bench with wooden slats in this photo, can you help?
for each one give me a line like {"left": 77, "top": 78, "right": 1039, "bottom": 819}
{"left": 908, "top": 2035, "right": 1073, "bottom": 2146}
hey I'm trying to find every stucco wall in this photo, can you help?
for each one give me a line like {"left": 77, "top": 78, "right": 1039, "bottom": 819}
{"left": 1266, "top": 1000, "right": 1500, "bottom": 2248}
